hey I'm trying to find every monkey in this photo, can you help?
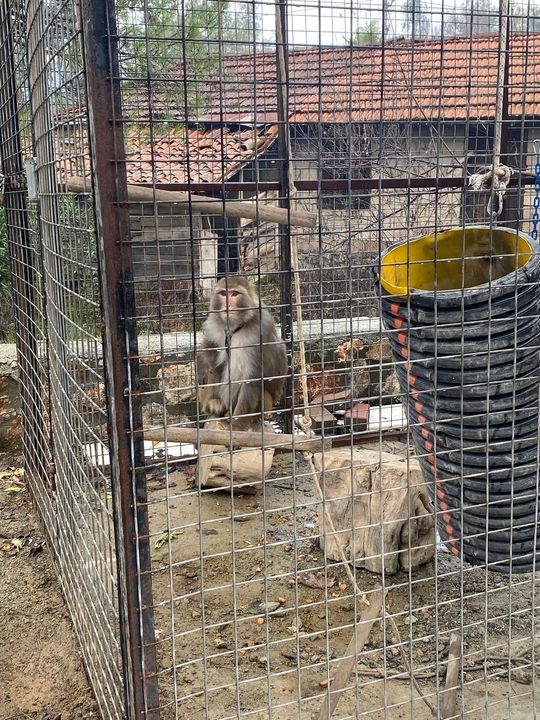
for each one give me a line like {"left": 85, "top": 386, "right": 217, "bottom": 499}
{"left": 196, "top": 277, "right": 287, "bottom": 430}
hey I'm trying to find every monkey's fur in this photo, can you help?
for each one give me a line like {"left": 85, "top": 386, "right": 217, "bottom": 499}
{"left": 197, "top": 278, "right": 287, "bottom": 429}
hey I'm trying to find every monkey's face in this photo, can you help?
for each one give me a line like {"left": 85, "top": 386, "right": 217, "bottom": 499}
{"left": 218, "top": 287, "right": 240, "bottom": 310}
{"left": 215, "top": 287, "right": 250, "bottom": 327}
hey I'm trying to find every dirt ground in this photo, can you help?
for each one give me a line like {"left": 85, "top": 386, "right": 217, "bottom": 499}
{"left": 146, "top": 442, "right": 540, "bottom": 720}
{"left": 0, "top": 453, "right": 98, "bottom": 720}
{"left": 1, "top": 442, "right": 540, "bottom": 720}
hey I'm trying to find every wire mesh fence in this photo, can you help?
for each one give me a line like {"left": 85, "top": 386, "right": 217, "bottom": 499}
{"left": 1, "top": 0, "right": 540, "bottom": 718}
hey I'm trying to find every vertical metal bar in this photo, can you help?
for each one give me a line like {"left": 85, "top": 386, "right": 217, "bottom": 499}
{"left": 0, "top": 0, "right": 42, "bottom": 486}
{"left": 498, "top": 26, "right": 520, "bottom": 227}
{"left": 78, "top": 0, "right": 159, "bottom": 717}
{"left": 275, "top": 0, "right": 293, "bottom": 433}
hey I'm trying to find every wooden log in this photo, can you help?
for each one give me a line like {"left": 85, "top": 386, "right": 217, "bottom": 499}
{"left": 144, "top": 426, "right": 331, "bottom": 452}
{"left": 199, "top": 226, "right": 218, "bottom": 299}
{"left": 313, "top": 448, "right": 435, "bottom": 574}
{"left": 440, "top": 632, "right": 461, "bottom": 719}
{"left": 197, "top": 418, "right": 275, "bottom": 493}
{"left": 315, "top": 588, "right": 386, "bottom": 720}
{"left": 62, "top": 176, "right": 317, "bottom": 229}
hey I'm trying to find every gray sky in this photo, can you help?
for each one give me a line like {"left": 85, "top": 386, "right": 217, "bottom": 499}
{"left": 252, "top": 0, "right": 539, "bottom": 46}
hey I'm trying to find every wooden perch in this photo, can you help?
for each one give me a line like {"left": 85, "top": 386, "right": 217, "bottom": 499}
{"left": 62, "top": 176, "right": 317, "bottom": 229}
{"left": 315, "top": 588, "right": 386, "bottom": 720}
{"left": 144, "top": 426, "right": 331, "bottom": 453}
{"left": 440, "top": 632, "right": 461, "bottom": 719}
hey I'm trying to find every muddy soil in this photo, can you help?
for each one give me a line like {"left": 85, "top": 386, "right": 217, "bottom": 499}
{"left": 146, "top": 443, "right": 540, "bottom": 720}
{"left": 0, "top": 453, "right": 98, "bottom": 720}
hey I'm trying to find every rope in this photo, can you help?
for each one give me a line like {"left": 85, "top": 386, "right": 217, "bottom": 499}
{"left": 468, "top": 163, "right": 513, "bottom": 218}
{"left": 468, "top": 0, "right": 512, "bottom": 219}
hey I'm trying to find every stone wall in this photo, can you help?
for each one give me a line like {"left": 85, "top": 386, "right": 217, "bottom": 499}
{"left": 0, "top": 345, "right": 21, "bottom": 450}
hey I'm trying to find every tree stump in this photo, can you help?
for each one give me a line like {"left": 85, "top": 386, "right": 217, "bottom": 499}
{"left": 198, "top": 419, "right": 275, "bottom": 494}
{"left": 313, "top": 448, "right": 435, "bottom": 574}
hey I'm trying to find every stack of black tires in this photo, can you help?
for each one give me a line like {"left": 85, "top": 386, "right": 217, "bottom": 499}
{"left": 375, "top": 227, "right": 540, "bottom": 573}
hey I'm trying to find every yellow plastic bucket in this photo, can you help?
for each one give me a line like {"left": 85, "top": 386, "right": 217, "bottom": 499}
{"left": 378, "top": 226, "right": 534, "bottom": 296}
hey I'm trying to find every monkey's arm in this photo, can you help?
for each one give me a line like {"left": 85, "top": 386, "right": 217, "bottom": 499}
{"left": 196, "top": 343, "right": 227, "bottom": 417}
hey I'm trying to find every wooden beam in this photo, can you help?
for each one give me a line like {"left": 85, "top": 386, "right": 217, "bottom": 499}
{"left": 62, "top": 175, "right": 317, "bottom": 229}
{"left": 144, "top": 426, "right": 331, "bottom": 452}
{"left": 315, "top": 588, "right": 386, "bottom": 720}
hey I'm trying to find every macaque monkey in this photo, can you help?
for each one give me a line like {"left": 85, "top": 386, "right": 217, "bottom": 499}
{"left": 197, "top": 277, "right": 287, "bottom": 430}
{"left": 416, "top": 231, "right": 517, "bottom": 291}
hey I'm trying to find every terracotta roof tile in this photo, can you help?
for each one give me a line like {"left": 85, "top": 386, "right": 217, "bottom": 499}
{"left": 202, "top": 33, "right": 540, "bottom": 123}
{"left": 59, "top": 125, "right": 278, "bottom": 185}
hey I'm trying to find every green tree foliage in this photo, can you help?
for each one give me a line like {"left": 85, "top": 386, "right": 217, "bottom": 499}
{"left": 443, "top": 0, "right": 540, "bottom": 37}
{"left": 222, "top": 1, "right": 263, "bottom": 51}
{"left": 509, "top": 2, "right": 540, "bottom": 32}
{"left": 345, "top": 20, "right": 381, "bottom": 45}
{"left": 116, "top": 0, "right": 262, "bottom": 117}
{"left": 0, "top": 208, "right": 9, "bottom": 294}
{"left": 0, "top": 207, "right": 15, "bottom": 341}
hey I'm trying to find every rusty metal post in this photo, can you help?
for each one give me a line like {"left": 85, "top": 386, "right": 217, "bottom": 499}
{"left": 78, "top": 0, "right": 160, "bottom": 717}
{"left": 276, "top": 0, "right": 294, "bottom": 433}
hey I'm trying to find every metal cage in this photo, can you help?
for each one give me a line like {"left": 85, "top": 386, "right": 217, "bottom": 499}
{"left": 1, "top": 0, "right": 540, "bottom": 718}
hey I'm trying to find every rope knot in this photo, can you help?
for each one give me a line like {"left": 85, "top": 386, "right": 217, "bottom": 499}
{"left": 468, "top": 163, "right": 514, "bottom": 218}
{"left": 298, "top": 413, "right": 313, "bottom": 434}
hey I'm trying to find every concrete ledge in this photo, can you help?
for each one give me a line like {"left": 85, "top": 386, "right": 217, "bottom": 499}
{"left": 1, "top": 316, "right": 386, "bottom": 450}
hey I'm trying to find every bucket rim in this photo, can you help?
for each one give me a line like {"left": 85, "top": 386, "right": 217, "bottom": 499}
{"left": 375, "top": 225, "right": 540, "bottom": 298}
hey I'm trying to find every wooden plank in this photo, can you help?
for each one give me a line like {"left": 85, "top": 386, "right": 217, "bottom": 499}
{"left": 440, "top": 632, "right": 461, "bottom": 719}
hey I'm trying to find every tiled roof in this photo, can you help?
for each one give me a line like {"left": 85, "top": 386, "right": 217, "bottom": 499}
{"left": 60, "top": 125, "right": 278, "bottom": 185}
{"left": 202, "top": 32, "right": 540, "bottom": 123}
{"left": 124, "top": 125, "right": 278, "bottom": 184}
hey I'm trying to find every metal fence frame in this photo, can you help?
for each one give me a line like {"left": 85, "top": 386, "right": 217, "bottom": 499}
{"left": 1, "top": 0, "right": 540, "bottom": 718}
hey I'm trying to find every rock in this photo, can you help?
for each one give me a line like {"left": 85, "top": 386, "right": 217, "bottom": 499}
{"left": 214, "top": 638, "right": 228, "bottom": 649}
{"left": 142, "top": 402, "right": 166, "bottom": 426}
{"left": 0, "top": 347, "right": 21, "bottom": 450}
{"left": 156, "top": 362, "right": 196, "bottom": 405}
{"left": 382, "top": 371, "right": 401, "bottom": 398}
{"left": 287, "top": 620, "right": 302, "bottom": 634}
{"left": 313, "top": 448, "right": 435, "bottom": 575}
{"left": 512, "top": 668, "right": 533, "bottom": 685}
{"left": 366, "top": 337, "right": 392, "bottom": 363}
{"left": 352, "top": 362, "right": 370, "bottom": 396}
{"left": 259, "top": 601, "right": 281, "bottom": 614}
